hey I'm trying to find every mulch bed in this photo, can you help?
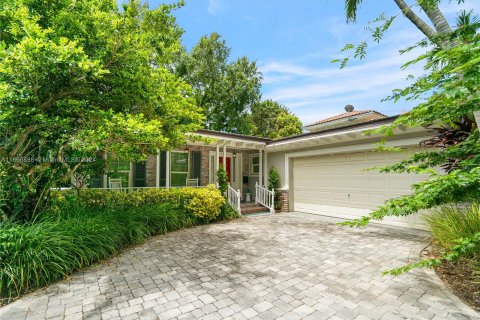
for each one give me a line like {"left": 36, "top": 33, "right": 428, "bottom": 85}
{"left": 425, "top": 246, "right": 480, "bottom": 311}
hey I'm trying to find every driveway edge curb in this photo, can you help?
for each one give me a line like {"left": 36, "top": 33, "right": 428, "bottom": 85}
{"left": 411, "top": 240, "right": 480, "bottom": 318}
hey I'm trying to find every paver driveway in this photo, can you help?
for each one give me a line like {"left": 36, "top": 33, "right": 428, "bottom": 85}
{"left": 1, "top": 212, "right": 478, "bottom": 320}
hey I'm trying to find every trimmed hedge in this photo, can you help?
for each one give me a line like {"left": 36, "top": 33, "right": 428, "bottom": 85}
{"left": 53, "top": 184, "right": 225, "bottom": 222}
{"left": 0, "top": 186, "right": 233, "bottom": 303}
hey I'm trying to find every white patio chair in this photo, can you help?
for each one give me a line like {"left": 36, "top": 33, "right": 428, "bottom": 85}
{"left": 109, "top": 178, "right": 123, "bottom": 191}
{"left": 186, "top": 177, "right": 199, "bottom": 187}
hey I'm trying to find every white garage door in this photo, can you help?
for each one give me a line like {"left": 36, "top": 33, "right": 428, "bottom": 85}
{"left": 293, "top": 151, "right": 428, "bottom": 230}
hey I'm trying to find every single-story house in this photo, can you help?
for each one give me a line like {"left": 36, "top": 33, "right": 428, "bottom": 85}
{"left": 90, "top": 106, "right": 434, "bottom": 230}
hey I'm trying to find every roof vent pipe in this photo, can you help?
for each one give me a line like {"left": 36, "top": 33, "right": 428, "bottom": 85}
{"left": 344, "top": 104, "right": 354, "bottom": 112}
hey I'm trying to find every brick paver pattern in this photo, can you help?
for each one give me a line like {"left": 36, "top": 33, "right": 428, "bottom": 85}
{"left": 1, "top": 213, "right": 478, "bottom": 320}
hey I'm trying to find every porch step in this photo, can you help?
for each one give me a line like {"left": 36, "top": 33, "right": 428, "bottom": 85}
{"left": 240, "top": 203, "right": 270, "bottom": 215}
{"left": 240, "top": 202, "right": 263, "bottom": 209}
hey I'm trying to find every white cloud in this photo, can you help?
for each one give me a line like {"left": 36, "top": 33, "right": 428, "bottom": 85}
{"left": 257, "top": 4, "right": 449, "bottom": 125}
{"left": 207, "top": 0, "right": 224, "bottom": 15}
{"left": 259, "top": 30, "right": 427, "bottom": 124}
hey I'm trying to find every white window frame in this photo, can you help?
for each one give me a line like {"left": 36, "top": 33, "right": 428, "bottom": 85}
{"left": 249, "top": 154, "right": 260, "bottom": 176}
{"left": 107, "top": 157, "right": 132, "bottom": 187}
{"left": 170, "top": 151, "right": 190, "bottom": 187}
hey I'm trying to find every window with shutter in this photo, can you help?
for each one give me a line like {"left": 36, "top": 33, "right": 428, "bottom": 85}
{"left": 133, "top": 162, "right": 146, "bottom": 187}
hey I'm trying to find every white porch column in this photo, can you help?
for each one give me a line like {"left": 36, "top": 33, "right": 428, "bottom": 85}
{"left": 103, "top": 153, "right": 108, "bottom": 188}
{"left": 165, "top": 150, "right": 170, "bottom": 188}
{"left": 259, "top": 149, "right": 263, "bottom": 186}
{"left": 215, "top": 144, "right": 220, "bottom": 182}
{"left": 156, "top": 149, "right": 160, "bottom": 187}
{"left": 223, "top": 145, "right": 227, "bottom": 168}
{"left": 264, "top": 150, "right": 268, "bottom": 186}
{"left": 129, "top": 161, "right": 133, "bottom": 188}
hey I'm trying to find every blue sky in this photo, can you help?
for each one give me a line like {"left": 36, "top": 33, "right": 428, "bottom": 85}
{"left": 145, "top": 0, "right": 479, "bottom": 125}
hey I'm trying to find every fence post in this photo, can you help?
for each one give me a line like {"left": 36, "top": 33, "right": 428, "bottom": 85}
{"left": 237, "top": 189, "right": 241, "bottom": 213}
{"left": 270, "top": 189, "right": 275, "bottom": 214}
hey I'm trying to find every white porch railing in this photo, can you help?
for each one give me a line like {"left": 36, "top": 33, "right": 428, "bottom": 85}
{"left": 227, "top": 184, "right": 241, "bottom": 214}
{"left": 255, "top": 182, "right": 275, "bottom": 214}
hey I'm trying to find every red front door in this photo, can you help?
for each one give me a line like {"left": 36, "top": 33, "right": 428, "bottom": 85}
{"left": 219, "top": 157, "right": 232, "bottom": 182}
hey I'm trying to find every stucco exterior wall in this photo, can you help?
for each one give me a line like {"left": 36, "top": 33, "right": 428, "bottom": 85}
{"left": 267, "top": 152, "right": 287, "bottom": 189}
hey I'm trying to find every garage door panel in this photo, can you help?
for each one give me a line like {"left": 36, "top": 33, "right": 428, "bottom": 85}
{"left": 293, "top": 150, "right": 428, "bottom": 230}
{"left": 368, "top": 179, "right": 386, "bottom": 189}
{"left": 389, "top": 178, "right": 414, "bottom": 192}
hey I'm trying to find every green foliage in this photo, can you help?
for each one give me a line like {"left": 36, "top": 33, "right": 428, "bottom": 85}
{"left": 176, "top": 32, "right": 261, "bottom": 133}
{"left": 341, "top": 22, "right": 480, "bottom": 228}
{"left": 390, "top": 204, "right": 480, "bottom": 277}
{"left": 218, "top": 203, "right": 240, "bottom": 221}
{"left": 54, "top": 185, "right": 225, "bottom": 223}
{"left": 338, "top": 2, "right": 480, "bottom": 278}
{"left": 0, "top": 0, "right": 203, "bottom": 220}
{"left": 216, "top": 165, "right": 228, "bottom": 196}
{"left": 249, "top": 100, "right": 303, "bottom": 139}
{"left": 268, "top": 167, "right": 281, "bottom": 211}
{"left": 0, "top": 163, "right": 6, "bottom": 220}
{"left": 0, "top": 203, "right": 195, "bottom": 302}
{"left": 425, "top": 204, "right": 480, "bottom": 250}
{"left": 385, "top": 231, "right": 480, "bottom": 276}
{"left": 0, "top": 185, "right": 232, "bottom": 302}
{"left": 268, "top": 167, "right": 280, "bottom": 191}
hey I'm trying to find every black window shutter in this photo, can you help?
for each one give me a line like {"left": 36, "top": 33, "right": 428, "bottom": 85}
{"left": 191, "top": 151, "right": 201, "bottom": 181}
{"left": 133, "top": 162, "right": 146, "bottom": 187}
{"left": 90, "top": 176, "right": 104, "bottom": 188}
{"left": 159, "top": 151, "right": 166, "bottom": 187}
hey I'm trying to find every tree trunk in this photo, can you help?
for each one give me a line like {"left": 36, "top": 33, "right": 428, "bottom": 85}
{"left": 394, "top": 0, "right": 438, "bottom": 39}
{"left": 419, "top": 2, "right": 452, "bottom": 35}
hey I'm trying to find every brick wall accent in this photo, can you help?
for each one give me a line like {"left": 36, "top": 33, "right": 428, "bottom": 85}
{"left": 279, "top": 189, "right": 289, "bottom": 213}
{"left": 146, "top": 155, "right": 157, "bottom": 187}
{"left": 185, "top": 145, "right": 216, "bottom": 186}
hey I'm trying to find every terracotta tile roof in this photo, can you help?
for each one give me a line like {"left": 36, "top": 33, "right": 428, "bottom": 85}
{"left": 305, "top": 110, "right": 387, "bottom": 128}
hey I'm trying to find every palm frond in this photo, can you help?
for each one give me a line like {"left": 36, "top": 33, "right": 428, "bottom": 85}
{"left": 345, "top": 0, "right": 363, "bottom": 22}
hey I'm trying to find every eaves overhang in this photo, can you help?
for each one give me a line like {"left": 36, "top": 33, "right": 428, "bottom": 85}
{"left": 265, "top": 116, "right": 431, "bottom": 152}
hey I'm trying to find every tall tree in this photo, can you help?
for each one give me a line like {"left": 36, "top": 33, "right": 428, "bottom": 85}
{"left": 250, "top": 100, "right": 303, "bottom": 139}
{"left": 0, "top": 0, "right": 203, "bottom": 220}
{"left": 176, "top": 33, "right": 262, "bottom": 133}
{"left": 345, "top": 0, "right": 452, "bottom": 40}
{"left": 338, "top": 1, "right": 480, "bottom": 268}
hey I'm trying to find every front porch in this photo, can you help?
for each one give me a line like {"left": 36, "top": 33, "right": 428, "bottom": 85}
{"left": 86, "top": 130, "right": 274, "bottom": 213}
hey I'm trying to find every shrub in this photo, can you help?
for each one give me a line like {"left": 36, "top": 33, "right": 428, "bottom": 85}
{"left": 216, "top": 165, "right": 228, "bottom": 195}
{"left": 425, "top": 204, "right": 480, "bottom": 250}
{"left": 0, "top": 186, "right": 231, "bottom": 302}
{"left": 218, "top": 203, "right": 240, "bottom": 221}
{"left": 51, "top": 184, "right": 225, "bottom": 223}
{"left": 268, "top": 167, "right": 280, "bottom": 190}
{"left": 0, "top": 203, "right": 193, "bottom": 303}
{"left": 381, "top": 204, "right": 480, "bottom": 276}
{"left": 268, "top": 167, "right": 281, "bottom": 211}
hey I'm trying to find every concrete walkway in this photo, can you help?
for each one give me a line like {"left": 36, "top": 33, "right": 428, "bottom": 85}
{"left": 1, "top": 212, "right": 478, "bottom": 320}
